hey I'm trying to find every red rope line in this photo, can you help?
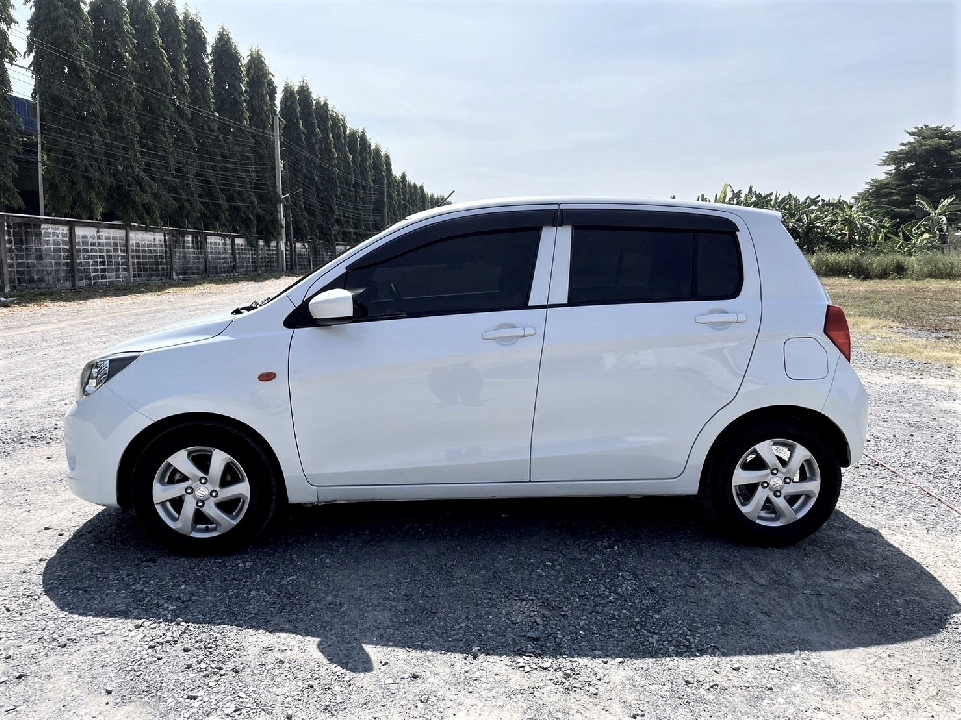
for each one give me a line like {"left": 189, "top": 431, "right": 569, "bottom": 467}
{"left": 864, "top": 452, "right": 961, "bottom": 517}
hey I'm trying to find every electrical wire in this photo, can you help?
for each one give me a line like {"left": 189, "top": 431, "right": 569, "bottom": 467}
{"left": 864, "top": 452, "right": 961, "bottom": 517}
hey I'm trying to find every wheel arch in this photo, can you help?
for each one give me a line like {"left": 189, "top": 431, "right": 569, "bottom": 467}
{"left": 699, "top": 405, "right": 851, "bottom": 493}
{"left": 116, "top": 412, "right": 287, "bottom": 510}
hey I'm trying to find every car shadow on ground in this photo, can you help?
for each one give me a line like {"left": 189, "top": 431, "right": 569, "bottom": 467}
{"left": 43, "top": 497, "right": 959, "bottom": 672}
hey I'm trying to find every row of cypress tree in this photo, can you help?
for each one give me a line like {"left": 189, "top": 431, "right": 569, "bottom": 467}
{"left": 0, "top": 0, "right": 445, "bottom": 254}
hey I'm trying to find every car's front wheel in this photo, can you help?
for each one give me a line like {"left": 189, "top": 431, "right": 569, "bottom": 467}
{"left": 702, "top": 419, "right": 842, "bottom": 545}
{"left": 130, "top": 422, "right": 281, "bottom": 554}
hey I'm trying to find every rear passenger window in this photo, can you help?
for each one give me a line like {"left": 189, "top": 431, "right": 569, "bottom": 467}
{"left": 569, "top": 227, "right": 741, "bottom": 305}
{"left": 696, "top": 233, "right": 742, "bottom": 299}
{"left": 569, "top": 228, "right": 693, "bottom": 304}
{"left": 345, "top": 229, "right": 541, "bottom": 320}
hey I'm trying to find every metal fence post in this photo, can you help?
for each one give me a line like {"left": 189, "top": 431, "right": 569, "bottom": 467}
{"left": 201, "top": 231, "right": 208, "bottom": 276}
{"left": 124, "top": 226, "right": 132, "bottom": 285}
{"left": 231, "top": 235, "right": 237, "bottom": 273}
{"left": 0, "top": 214, "right": 9, "bottom": 295}
{"left": 68, "top": 221, "right": 78, "bottom": 290}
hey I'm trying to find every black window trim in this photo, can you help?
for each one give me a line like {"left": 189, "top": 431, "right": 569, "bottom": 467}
{"left": 559, "top": 208, "right": 739, "bottom": 233}
{"left": 562, "top": 226, "right": 744, "bottom": 309}
{"left": 285, "top": 218, "right": 551, "bottom": 328}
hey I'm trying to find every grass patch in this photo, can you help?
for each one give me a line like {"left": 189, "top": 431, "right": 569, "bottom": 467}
{"left": 1, "top": 273, "right": 301, "bottom": 307}
{"left": 810, "top": 252, "right": 961, "bottom": 280}
{"left": 821, "top": 278, "right": 961, "bottom": 367}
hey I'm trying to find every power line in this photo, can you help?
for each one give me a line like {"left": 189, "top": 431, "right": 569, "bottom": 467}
{"left": 11, "top": 25, "right": 275, "bottom": 142}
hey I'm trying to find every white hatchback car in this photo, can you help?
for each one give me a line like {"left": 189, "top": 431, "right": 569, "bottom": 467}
{"left": 65, "top": 198, "right": 868, "bottom": 553}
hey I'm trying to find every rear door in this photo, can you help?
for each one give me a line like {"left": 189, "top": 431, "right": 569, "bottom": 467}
{"left": 288, "top": 209, "right": 557, "bottom": 487}
{"left": 531, "top": 206, "right": 761, "bottom": 481}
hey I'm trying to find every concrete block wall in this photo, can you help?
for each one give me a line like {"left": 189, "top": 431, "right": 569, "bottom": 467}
{"left": 205, "top": 235, "right": 233, "bottom": 276}
{"left": 4, "top": 221, "right": 72, "bottom": 290}
{"left": 0, "top": 214, "right": 305, "bottom": 294}
{"left": 75, "top": 227, "right": 128, "bottom": 287}
{"left": 172, "top": 232, "right": 204, "bottom": 279}
{"left": 129, "top": 229, "right": 169, "bottom": 282}
{"left": 260, "top": 240, "right": 279, "bottom": 274}
{"left": 235, "top": 237, "right": 257, "bottom": 274}
{"left": 294, "top": 242, "right": 312, "bottom": 273}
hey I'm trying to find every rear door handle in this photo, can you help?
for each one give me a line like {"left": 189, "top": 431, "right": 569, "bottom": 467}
{"left": 695, "top": 313, "right": 747, "bottom": 325}
{"left": 482, "top": 327, "right": 536, "bottom": 341}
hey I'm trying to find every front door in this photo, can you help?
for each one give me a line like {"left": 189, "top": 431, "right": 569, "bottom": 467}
{"left": 531, "top": 208, "right": 761, "bottom": 481}
{"left": 289, "top": 218, "right": 555, "bottom": 486}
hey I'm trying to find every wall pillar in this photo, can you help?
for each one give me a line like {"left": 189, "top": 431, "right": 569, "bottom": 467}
{"left": 68, "top": 222, "right": 78, "bottom": 290}
{"left": 0, "top": 214, "right": 9, "bottom": 294}
{"left": 124, "top": 226, "right": 132, "bottom": 284}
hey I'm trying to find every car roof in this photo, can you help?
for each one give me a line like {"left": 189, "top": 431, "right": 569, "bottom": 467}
{"left": 401, "top": 196, "right": 783, "bottom": 226}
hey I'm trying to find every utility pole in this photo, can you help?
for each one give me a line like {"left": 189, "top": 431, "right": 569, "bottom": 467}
{"left": 273, "top": 112, "right": 286, "bottom": 272}
{"left": 36, "top": 95, "right": 44, "bottom": 217}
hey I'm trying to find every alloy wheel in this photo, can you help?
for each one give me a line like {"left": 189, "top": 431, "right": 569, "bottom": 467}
{"left": 152, "top": 446, "right": 251, "bottom": 538}
{"left": 731, "top": 438, "right": 821, "bottom": 527}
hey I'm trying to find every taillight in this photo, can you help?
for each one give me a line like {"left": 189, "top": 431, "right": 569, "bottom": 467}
{"left": 824, "top": 305, "right": 851, "bottom": 361}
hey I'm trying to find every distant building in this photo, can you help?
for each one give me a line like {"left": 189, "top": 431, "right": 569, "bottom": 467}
{"left": 8, "top": 95, "right": 41, "bottom": 214}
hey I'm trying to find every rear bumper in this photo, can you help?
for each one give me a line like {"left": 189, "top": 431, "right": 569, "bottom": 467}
{"left": 821, "top": 358, "right": 869, "bottom": 466}
{"left": 64, "top": 387, "right": 153, "bottom": 507}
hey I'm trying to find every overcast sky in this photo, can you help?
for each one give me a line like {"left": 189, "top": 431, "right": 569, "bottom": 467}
{"left": 10, "top": 0, "right": 958, "bottom": 202}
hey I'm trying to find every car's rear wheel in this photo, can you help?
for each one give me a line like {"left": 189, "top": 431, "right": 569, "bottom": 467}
{"left": 131, "top": 422, "right": 280, "bottom": 555}
{"left": 702, "top": 419, "right": 842, "bottom": 545}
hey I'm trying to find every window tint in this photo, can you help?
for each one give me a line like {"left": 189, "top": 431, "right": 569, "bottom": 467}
{"left": 696, "top": 232, "right": 742, "bottom": 299}
{"left": 568, "top": 227, "right": 742, "bottom": 305}
{"left": 569, "top": 228, "right": 694, "bottom": 304}
{"left": 345, "top": 229, "right": 541, "bottom": 320}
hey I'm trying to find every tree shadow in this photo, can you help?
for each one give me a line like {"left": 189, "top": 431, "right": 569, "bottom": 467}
{"left": 42, "top": 497, "right": 959, "bottom": 672}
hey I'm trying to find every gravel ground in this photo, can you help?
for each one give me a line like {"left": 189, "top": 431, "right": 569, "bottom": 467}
{"left": 1, "top": 279, "right": 959, "bottom": 719}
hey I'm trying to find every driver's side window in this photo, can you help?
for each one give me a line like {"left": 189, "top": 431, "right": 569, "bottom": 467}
{"left": 344, "top": 228, "right": 541, "bottom": 320}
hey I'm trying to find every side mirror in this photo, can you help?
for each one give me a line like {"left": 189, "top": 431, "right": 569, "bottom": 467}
{"left": 308, "top": 289, "right": 354, "bottom": 325}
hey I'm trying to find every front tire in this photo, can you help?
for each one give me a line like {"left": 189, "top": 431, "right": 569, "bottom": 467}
{"left": 131, "top": 422, "right": 281, "bottom": 555}
{"left": 702, "top": 419, "right": 842, "bottom": 545}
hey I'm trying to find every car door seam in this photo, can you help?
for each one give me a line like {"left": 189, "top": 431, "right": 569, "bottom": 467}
{"left": 527, "top": 216, "right": 559, "bottom": 481}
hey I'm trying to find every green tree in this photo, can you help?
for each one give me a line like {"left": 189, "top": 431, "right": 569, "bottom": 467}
{"left": 127, "top": 0, "right": 176, "bottom": 224}
{"left": 182, "top": 9, "right": 226, "bottom": 229}
{"left": 382, "top": 151, "right": 396, "bottom": 224}
{"left": 28, "top": 0, "right": 106, "bottom": 218}
{"left": 371, "top": 144, "right": 386, "bottom": 232}
{"left": 279, "top": 82, "right": 306, "bottom": 242}
{"left": 245, "top": 48, "right": 279, "bottom": 241}
{"left": 0, "top": 0, "right": 22, "bottom": 211}
{"left": 210, "top": 26, "right": 256, "bottom": 234}
{"left": 330, "top": 111, "right": 351, "bottom": 245}
{"left": 861, "top": 125, "right": 961, "bottom": 225}
{"left": 296, "top": 80, "right": 321, "bottom": 244}
{"left": 154, "top": 0, "right": 200, "bottom": 227}
{"left": 312, "top": 97, "right": 338, "bottom": 258}
{"left": 355, "top": 129, "right": 374, "bottom": 233}
{"left": 398, "top": 171, "right": 410, "bottom": 217}
{"left": 88, "top": 0, "right": 153, "bottom": 223}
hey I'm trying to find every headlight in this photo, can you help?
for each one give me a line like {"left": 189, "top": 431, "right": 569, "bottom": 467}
{"left": 78, "top": 353, "right": 141, "bottom": 400}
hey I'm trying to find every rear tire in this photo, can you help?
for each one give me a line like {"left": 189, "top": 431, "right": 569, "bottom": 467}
{"left": 701, "top": 418, "right": 842, "bottom": 545}
{"left": 130, "top": 422, "right": 281, "bottom": 555}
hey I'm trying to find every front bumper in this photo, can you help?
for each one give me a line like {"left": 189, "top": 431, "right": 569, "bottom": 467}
{"left": 64, "top": 386, "right": 153, "bottom": 507}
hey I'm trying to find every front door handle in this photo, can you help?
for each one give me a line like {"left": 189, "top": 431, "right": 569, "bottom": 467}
{"left": 482, "top": 326, "right": 536, "bottom": 341}
{"left": 695, "top": 312, "right": 747, "bottom": 325}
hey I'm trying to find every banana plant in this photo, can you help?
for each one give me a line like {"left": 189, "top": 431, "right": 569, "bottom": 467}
{"left": 908, "top": 195, "right": 957, "bottom": 247}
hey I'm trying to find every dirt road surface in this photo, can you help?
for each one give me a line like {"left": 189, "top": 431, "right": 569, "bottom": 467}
{"left": 1, "top": 279, "right": 959, "bottom": 719}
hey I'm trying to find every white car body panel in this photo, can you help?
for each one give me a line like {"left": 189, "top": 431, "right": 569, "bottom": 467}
{"left": 531, "top": 205, "right": 761, "bottom": 481}
{"left": 288, "top": 308, "right": 548, "bottom": 486}
{"left": 61, "top": 197, "right": 868, "bottom": 515}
